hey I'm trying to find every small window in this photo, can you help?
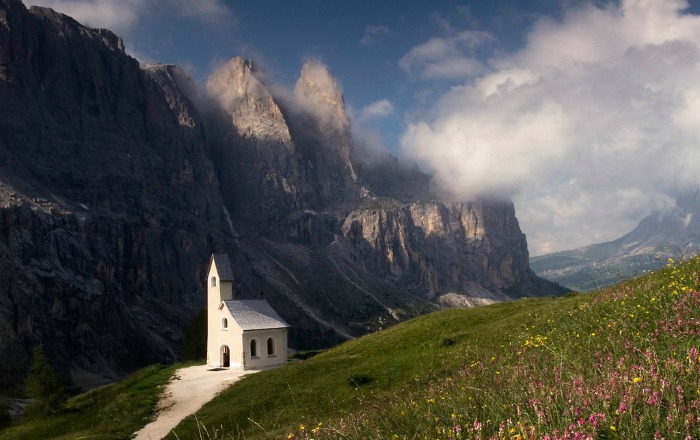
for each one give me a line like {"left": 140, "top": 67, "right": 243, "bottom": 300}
{"left": 211, "top": 276, "right": 217, "bottom": 287}
{"left": 221, "top": 317, "right": 228, "bottom": 330}
{"left": 267, "top": 337, "right": 275, "bottom": 356}
{"left": 250, "top": 339, "right": 258, "bottom": 358}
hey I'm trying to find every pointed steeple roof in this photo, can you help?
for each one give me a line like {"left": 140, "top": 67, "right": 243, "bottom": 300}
{"left": 209, "top": 253, "right": 234, "bottom": 281}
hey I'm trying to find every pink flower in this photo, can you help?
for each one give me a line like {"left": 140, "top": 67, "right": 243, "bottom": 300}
{"left": 646, "top": 391, "right": 659, "bottom": 406}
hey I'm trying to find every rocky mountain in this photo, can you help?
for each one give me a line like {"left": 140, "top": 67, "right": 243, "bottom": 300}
{"left": 531, "top": 190, "right": 700, "bottom": 291}
{"left": 0, "top": 0, "right": 563, "bottom": 389}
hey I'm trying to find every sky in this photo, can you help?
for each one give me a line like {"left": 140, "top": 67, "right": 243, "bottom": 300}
{"left": 21, "top": 0, "right": 700, "bottom": 256}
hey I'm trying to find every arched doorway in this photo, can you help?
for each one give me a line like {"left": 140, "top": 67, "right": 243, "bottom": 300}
{"left": 220, "top": 345, "right": 230, "bottom": 368}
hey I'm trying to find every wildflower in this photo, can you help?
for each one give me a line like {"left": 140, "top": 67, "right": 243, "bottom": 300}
{"left": 633, "top": 377, "right": 642, "bottom": 383}
{"left": 610, "top": 425, "right": 616, "bottom": 431}
{"left": 299, "top": 424, "right": 305, "bottom": 431}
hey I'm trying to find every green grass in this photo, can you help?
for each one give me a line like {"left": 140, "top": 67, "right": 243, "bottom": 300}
{"left": 167, "top": 258, "right": 700, "bottom": 439}
{"left": 166, "top": 296, "right": 587, "bottom": 439}
{"left": 5, "top": 259, "right": 699, "bottom": 439}
{"left": 0, "top": 363, "right": 180, "bottom": 440}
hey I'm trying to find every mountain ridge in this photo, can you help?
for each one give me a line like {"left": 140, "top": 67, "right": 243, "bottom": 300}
{"left": 531, "top": 189, "right": 700, "bottom": 290}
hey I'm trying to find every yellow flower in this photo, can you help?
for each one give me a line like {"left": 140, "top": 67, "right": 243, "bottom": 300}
{"left": 610, "top": 425, "right": 616, "bottom": 431}
{"left": 299, "top": 424, "right": 305, "bottom": 431}
{"left": 633, "top": 377, "right": 642, "bottom": 383}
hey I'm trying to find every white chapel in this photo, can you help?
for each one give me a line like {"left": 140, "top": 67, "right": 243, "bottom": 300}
{"left": 206, "top": 254, "right": 290, "bottom": 370}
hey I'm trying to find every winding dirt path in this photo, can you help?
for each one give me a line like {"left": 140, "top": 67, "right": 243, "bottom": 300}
{"left": 132, "top": 365, "right": 256, "bottom": 440}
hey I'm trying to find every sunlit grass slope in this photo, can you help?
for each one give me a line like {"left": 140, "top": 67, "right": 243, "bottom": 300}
{"left": 170, "top": 258, "right": 700, "bottom": 440}
{"left": 0, "top": 364, "right": 178, "bottom": 440}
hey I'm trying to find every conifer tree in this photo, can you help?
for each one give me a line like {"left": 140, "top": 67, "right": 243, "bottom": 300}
{"left": 183, "top": 309, "right": 207, "bottom": 361}
{"left": 25, "top": 346, "right": 66, "bottom": 415}
{"left": 0, "top": 399, "right": 10, "bottom": 429}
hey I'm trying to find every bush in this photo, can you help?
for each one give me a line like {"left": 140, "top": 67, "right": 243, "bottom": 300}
{"left": 25, "top": 346, "right": 66, "bottom": 416}
{"left": 346, "top": 374, "right": 373, "bottom": 388}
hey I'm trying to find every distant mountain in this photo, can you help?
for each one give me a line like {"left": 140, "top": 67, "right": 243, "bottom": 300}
{"left": 531, "top": 190, "right": 700, "bottom": 291}
{"left": 0, "top": 0, "right": 564, "bottom": 389}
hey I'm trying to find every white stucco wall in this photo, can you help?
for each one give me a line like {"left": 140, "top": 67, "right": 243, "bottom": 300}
{"left": 242, "top": 328, "right": 288, "bottom": 370}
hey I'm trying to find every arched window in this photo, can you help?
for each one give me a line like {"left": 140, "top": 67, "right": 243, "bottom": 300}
{"left": 211, "top": 276, "right": 217, "bottom": 287}
{"left": 221, "top": 317, "right": 228, "bottom": 330}
{"left": 267, "top": 337, "right": 275, "bottom": 356}
{"left": 250, "top": 339, "right": 258, "bottom": 358}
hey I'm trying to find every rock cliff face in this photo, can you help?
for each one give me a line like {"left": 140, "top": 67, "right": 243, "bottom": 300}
{"left": 0, "top": 0, "right": 233, "bottom": 387}
{"left": 0, "top": 0, "right": 564, "bottom": 389}
{"left": 341, "top": 200, "right": 533, "bottom": 305}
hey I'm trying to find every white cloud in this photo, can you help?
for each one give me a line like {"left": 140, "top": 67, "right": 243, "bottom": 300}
{"left": 25, "top": 0, "right": 143, "bottom": 31}
{"left": 360, "top": 24, "right": 390, "bottom": 46}
{"left": 358, "top": 99, "right": 394, "bottom": 121}
{"left": 24, "top": 0, "right": 231, "bottom": 33}
{"left": 399, "top": 30, "right": 494, "bottom": 79}
{"left": 400, "top": 0, "right": 700, "bottom": 255}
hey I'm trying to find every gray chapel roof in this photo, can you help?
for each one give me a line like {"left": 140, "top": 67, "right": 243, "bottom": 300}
{"left": 210, "top": 254, "right": 234, "bottom": 281}
{"left": 223, "top": 300, "right": 290, "bottom": 330}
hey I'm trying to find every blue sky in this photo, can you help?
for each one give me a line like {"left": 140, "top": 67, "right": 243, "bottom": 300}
{"left": 22, "top": 0, "right": 700, "bottom": 255}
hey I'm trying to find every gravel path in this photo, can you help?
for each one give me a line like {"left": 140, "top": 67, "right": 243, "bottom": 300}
{"left": 132, "top": 365, "right": 256, "bottom": 440}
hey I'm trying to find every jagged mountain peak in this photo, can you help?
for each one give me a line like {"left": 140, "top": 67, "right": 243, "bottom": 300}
{"left": 207, "top": 56, "right": 292, "bottom": 144}
{"left": 294, "top": 61, "right": 348, "bottom": 131}
{"left": 207, "top": 56, "right": 261, "bottom": 99}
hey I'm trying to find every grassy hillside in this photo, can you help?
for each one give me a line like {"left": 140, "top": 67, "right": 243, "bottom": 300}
{"left": 2, "top": 258, "right": 697, "bottom": 439}
{"left": 169, "top": 257, "right": 700, "bottom": 439}
{"left": 0, "top": 364, "right": 178, "bottom": 440}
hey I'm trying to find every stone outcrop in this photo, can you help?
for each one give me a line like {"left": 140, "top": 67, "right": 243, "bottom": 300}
{"left": 341, "top": 200, "right": 531, "bottom": 304}
{"left": 0, "top": 0, "right": 564, "bottom": 389}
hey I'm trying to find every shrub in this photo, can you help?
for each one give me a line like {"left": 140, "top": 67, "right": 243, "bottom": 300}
{"left": 346, "top": 374, "right": 373, "bottom": 388}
